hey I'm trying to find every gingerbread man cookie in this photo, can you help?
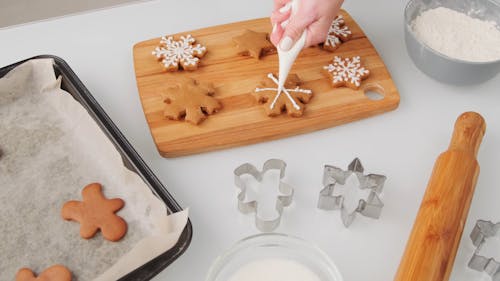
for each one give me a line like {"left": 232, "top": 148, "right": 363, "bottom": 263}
{"left": 152, "top": 34, "right": 206, "bottom": 71}
{"left": 61, "top": 183, "right": 127, "bottom": 242}
{"left": 254, "top": 73, "right": 313, "bottom": 117}
{"left": 162, "top": 78, "right": 222, "bottom": 125}
{"left": 16, "top": 265, "right": 71, "bottom": 281}
{"left": 323, "top": 56, "right": 370, "bottom": 89}
{"left": 233, "top": 29, "right": 276, "bottom": 59}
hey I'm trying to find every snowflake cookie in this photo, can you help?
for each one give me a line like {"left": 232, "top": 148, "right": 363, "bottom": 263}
{"left": 322, "top": 15, "right": 352, "bottom": 52}
{"left": 255, "top": 73, "right": 313, "bottom": 117}
{"left": 162, "top": 78, "right": 222, "bottom": 125}
{"left": 323, "top": 56, "right": 370, "bottom": 89}
{"left": 152, "top": 34, "right": 206, "bottom": 71}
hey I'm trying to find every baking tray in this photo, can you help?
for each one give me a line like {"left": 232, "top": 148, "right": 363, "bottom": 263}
{"left": 0, "top": 55, "right": 192, "bottom": 281}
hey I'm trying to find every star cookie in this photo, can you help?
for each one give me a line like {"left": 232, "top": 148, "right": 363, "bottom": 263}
{"left": 233, "top": 29, "right": 276, "bottom": 59}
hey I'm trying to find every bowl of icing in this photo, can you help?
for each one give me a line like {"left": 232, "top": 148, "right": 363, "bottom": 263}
{"left": 205, "top": 233, "right": 343, "bottom": 281}
{"left": 404, "top": 0, "right": 500, "bottom": 85}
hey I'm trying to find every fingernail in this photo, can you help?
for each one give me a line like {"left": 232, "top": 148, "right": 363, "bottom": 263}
{"left": 279, "top": 2, "right": 292, "bottom": 13}
{"left": 280, "top": 36, "right": 294, "bottom": 51}
{"left": 272, "top": 23, "right": 277, "bottom": 34}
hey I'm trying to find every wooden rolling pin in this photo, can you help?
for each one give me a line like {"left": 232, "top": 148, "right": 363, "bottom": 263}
{"left": 395, "top": 111, "right": 486, "bottom": 281}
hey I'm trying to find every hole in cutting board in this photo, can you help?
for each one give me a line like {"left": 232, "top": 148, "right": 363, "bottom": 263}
{"left": 363, "top": 84, "right": 385, "bottom": 101}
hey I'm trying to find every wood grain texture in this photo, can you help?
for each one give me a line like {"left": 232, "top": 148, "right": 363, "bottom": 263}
{"left": 394, "top": 112, "right": 486, "bottom": 281}
{"left": 133, "top": 10, "right": 400, "bottom": 157}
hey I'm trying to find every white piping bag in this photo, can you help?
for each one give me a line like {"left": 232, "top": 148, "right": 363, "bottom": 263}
{"left": 277, "top": 0, "right": 307, "bottom": 94}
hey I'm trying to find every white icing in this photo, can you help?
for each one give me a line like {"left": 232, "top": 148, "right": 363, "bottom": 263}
{"left": 255, "top": 73, "right": 312, "bottom": 110}
{"left": 323, "top": 56, "right": 369, "bottom": 87}
{"left": 324, "top": 15, "right": 352, "bottom": 48}
{"left": 277, "top": 0, "right": 307, "bottom": 94}
{"left": 325, "top": 36, "right": 341, "bottom": 48}
{"left": 151, "top": 34, "right": 206, "bottom": 69}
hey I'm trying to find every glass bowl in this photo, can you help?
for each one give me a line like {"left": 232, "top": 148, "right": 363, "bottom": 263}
{"left": 404, "top": 0, "right": 500, "bottom": 85}
{"left": 205, "top": 233, "right": 343, "bottom": 281}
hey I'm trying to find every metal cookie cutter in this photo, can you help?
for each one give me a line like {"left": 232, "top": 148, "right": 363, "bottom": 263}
{"left": 468, "top": 220, "right": 500, "bottom": 281}
{"left": 234, "top": 159, "right": 294, "bottom": 232}
{"left": 317, "top": 158, "right": 386, "bottom": 227}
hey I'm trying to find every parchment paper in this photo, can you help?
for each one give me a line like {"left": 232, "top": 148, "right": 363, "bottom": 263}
{"left": 0, "top": 59, "right": 188, "bottom": 281}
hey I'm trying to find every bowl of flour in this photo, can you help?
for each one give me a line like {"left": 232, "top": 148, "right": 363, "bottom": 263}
{"left": 404, "top": 0, "right": 500, "bottom": 85}
{"left": 205, "top": 233, "right": 343, "bottom": 281}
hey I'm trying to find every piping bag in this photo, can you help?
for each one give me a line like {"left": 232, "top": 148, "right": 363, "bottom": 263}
{"left": 276, "top": 0, "right": 307, "bottom": 94}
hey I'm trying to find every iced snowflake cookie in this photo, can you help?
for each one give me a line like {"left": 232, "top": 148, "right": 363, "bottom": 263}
{"left": 233, "top": 29, "right": 276, "bottom": 59}
{"left": 162, "top": 78, "right": 222, "bottom": 125}
{"left": 254, "top": 73, "right": 313, "bottom": 117}
{"left": 323, "top": 56, "right": 370, "bottom": 89}
{"left": 322, "top": 15, "right": 352, "bottom": 52}
{"left": 16, "top": 265, "right": 72, "bottom": 281}
{"left": 152, "top": 34, "right": 206, "bottom": 71}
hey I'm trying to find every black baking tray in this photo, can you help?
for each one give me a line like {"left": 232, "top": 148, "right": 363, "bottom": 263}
{"left": 0, "top": 55, "right": 192, "bottom": 281}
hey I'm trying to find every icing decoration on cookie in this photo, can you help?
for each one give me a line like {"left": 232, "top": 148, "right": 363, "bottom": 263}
{"left": 61, "top": 183, "right": 127, "bottom": 242}
{"left": 254, "top": 73, "right": 313, "bottom": 117}
{"left": 162, "top": 78, "right": 222, "bottom": 125}
{"left": 16, "top": 265, "right": 72, "bottom": 281}
{"left": 323, "top": 56, "right": 370, "bottom": 89}
{"left": 233, "top": 29, "right": 276, "bottom": 59}
{"left": 322, "top": 15, "right": 352, "bottom": 52}
{"left": 152, "top": 34, "right": 206, "bottom": 71}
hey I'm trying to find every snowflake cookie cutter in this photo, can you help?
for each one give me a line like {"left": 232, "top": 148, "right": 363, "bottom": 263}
{"left": 468, "top": 220, "right": 500, "bottom": 281}
{"left": 317, "top": 158, "right": 386, "bottom": 227}
{"left": 234, "top": 159, "right": 294, "bottom": 232}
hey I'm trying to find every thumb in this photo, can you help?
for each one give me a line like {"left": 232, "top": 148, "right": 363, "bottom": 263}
{"left": 280, "top": 13, "right": 313, "bottom": 51}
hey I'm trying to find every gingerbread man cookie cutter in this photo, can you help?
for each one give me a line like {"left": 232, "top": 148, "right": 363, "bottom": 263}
{"left": 234, "top": 159, "right": 294, "bottom": 232}
{"left": 468, "top": 220, "right": 500, "bottom": 281}
{"left": 317, "top": 158, "right": 386, "bottom": 227}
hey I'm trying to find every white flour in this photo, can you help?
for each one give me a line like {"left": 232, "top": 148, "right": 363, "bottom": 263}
{"left": 411, "top": 7, "right": 500, "bottom": 62}
{"left": 228, "top": 259, "right": 322, "bottom": 281}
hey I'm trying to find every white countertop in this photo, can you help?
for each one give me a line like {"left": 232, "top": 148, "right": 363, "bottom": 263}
{"left": 1, "top": 0, "right": 499, "bottom": 280}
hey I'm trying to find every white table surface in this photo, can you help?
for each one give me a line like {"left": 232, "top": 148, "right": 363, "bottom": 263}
{"left": 1, "top": 0, "right": 499, "bottom": 280}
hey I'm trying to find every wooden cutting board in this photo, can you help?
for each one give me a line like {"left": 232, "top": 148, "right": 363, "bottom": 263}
{"left": 133, "top": 10, "right": 400, "bottom": 157}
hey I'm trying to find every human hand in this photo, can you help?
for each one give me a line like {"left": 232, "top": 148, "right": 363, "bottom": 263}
{"left": 270, "top": 0, "right": 344, "bottom": 51}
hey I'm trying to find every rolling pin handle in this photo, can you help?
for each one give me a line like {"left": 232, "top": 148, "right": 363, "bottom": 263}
{"left": 449, "top": 112, "right": 486, "bottom": 156}
{"left": 395, "top": 111, "right": 486, "bottom": 281}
